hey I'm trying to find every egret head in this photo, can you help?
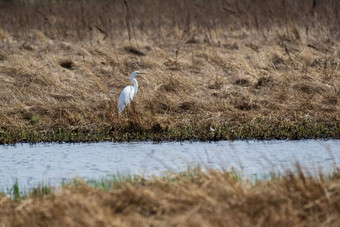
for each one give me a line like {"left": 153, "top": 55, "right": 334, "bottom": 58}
{"left": 130, "top": 71, "right": 146, "bottom": 80}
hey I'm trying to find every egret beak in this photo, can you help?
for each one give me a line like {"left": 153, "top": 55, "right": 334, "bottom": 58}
{"left": 137, "top": 72, "right": 146, "bottom": 75}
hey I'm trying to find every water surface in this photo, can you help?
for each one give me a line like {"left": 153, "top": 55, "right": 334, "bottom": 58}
{"left": 0, "top": 140, "right": 339, "bottom": 190}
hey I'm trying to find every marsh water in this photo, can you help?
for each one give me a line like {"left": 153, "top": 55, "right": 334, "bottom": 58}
{"left": 0, "top": 140, "right": 339, "bottom": 190}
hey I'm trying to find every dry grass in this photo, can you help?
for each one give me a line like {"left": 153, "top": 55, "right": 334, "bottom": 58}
{"left": 2, "top": 168, "right": 340, "bottom": 226}
{"left": 0, "top": 0, "right": 339, "bottom": 142}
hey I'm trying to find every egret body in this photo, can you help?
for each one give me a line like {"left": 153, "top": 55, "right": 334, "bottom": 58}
{"left": 118, "top": 71, "right": 145, "bottom": 112}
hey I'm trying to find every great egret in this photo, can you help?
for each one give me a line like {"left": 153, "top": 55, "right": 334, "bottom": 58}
{"left": 118, "top": 71, "right": 145, "bottom": 112}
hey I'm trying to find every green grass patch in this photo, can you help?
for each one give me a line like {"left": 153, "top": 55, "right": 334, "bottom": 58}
{"left": 0, "top": 120, "right": 338, "bottom": 144}
{"left": 4, "top": 165, "right": 338, "bottom": 200}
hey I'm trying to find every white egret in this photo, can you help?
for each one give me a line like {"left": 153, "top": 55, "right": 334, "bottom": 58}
{"left": 118, "top": 71, "right": 145, "bottom": 112}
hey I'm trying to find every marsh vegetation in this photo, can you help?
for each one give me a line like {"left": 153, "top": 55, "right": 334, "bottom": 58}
{"left": 0, "top": 1, "right": 339, "bottom": 224}
{"left": 2, "top": 167, "right": 340, "bottom": 226}
{"left": 0, "top": 0, "right": 339, "bottom": 143}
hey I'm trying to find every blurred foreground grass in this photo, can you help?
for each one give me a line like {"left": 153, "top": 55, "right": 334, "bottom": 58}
{"left": 2, "top": 167, "right": 340, "bottom": 226}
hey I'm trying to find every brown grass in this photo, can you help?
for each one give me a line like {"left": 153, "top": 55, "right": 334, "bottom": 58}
{"left": 0, "top": 0, "right": 339, "bottom": 141}
{"left": 2, "top": 168, "right": 340, "bottom": 226}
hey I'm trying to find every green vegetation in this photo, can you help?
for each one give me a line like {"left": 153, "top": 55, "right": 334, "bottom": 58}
{"left": 0, "top": 120, "right": 338, "bottom": 144}
{"left": 11, "top": 180, "right": 22, "bottom": 200}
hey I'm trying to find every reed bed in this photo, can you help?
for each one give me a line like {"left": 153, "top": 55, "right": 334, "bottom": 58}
{"left": 1, "top": 167, "right": 340, "bottom": 226}
{"left": 0, "top": 0, "right": 339, "bottom": 143}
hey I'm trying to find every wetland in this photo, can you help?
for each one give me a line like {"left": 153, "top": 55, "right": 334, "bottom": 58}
{"left": 0, "top": 0, "right": 339, "bottom": 226}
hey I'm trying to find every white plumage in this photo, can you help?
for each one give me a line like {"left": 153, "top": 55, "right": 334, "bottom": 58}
{"left": 118, "top": 71, "right": 145, "bottom": 112}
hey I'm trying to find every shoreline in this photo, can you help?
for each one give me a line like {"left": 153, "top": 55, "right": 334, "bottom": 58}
{"left": 1, "top": 120, "right": 339, "bottom": 144}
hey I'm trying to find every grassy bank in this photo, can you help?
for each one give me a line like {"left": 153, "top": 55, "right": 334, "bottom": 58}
{"left": 0, "top": 0, "right": 339, "bottom": 143}
{"left": 0, "top": 119, "right": 339, "bottom": 144}
{"left": 2, "top": 167, "right": 340, "bottom": 226}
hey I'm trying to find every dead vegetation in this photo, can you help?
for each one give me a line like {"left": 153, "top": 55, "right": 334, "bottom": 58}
{"left": 0, "top": 0, "right": 339, "bottom": 142}
{"left": 1, "top": 168, "right": 340, "bottom": 226}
